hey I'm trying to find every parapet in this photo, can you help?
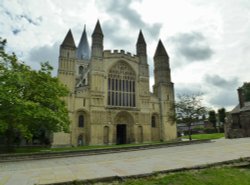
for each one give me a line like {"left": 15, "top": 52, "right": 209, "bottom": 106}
{"left": 103, "top": 50, "right": 139, "bottom": 63}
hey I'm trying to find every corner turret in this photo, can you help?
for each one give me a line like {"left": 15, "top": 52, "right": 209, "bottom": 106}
{"left": 60, "top": 29, "right": 76, "bottom": 59}
{"left": 61, "top": 29, "right": 76, "bottom": 49}
{"left": 153, "top": 39, "right": 176, "bottom": 141}
{"left": 136, "top": 30, "right": 147, "bottom": 65}
{"left": 154, "top": 40, "right": 171, "bottom": 84}
{"left": 58, "top": 29, "right": 77, "bottom": 91}
{"left": 91, "top": 20, "right": 104, "bottom": 60}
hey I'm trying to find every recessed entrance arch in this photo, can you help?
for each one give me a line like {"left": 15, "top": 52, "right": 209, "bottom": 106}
{"left": 114, "top": 111, "right": 134, "bottom": 144}
{"left": 116, "top": 124, "right": 126, "bottom": 144}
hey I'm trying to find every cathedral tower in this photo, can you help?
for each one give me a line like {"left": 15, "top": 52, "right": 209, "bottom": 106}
{"left": 136, "top": 30, "right": 150, "bottom": 103}
{"left": 136, "top": 30, "right": 147, "bottom": 65}
{"left": 58, "top": 29, "right": 77, "bottom": 92}
{"left": 153, "top": 40, "right": 177, "bottom": 140}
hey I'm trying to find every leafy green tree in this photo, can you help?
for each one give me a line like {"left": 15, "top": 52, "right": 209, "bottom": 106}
{"left": 242, "top": 83, "right": 250, "bottom": 101}
{"left": 0, "top": 38, "right": 70, "bottom": 148}
{"left": 208, "top": 110, "right": 217, "bottom": 129}
{"left": 218, "top": 108, "right": 226, "bottom": 126}
{"left": 175, "top": 93, "right": 207, "bottom": 141}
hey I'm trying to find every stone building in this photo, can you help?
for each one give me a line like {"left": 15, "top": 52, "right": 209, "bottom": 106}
{"left": 225, "top": 83, "right": 250, "bottom": 138}
{"left": 52, "top": 21, "right": 177, "bottom": 146}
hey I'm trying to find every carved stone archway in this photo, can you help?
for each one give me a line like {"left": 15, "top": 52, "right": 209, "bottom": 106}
{"left": 114, "top": 111, "right": 134, "bottom": 144}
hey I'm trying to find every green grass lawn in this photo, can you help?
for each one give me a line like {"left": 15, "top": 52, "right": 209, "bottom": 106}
{"left": 119, "top": 166, "right": 250, "bottom": 185}
{"left": 1, "top": 133, "right": 224, "bottom": 154}
{"left": 182, "top": 133, "right": 224, "bottom": 140}
{"left": 61, "top": 165, "right": 250, "bottom": 185}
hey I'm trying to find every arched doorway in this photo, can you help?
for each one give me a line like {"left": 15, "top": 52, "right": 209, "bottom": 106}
{"left": 151, "top": 113, "right": 160, "bottom": 141}
{"left": 114, "top": 111, "right": 134, "bottom": 144}
{"left": 137, "top": 126, "right": 143, "bottom": 143}
{"left": 78, "top": 134, "right": 84, "bottom": 146}
{"left": 116, "top": 124, "right": 126, "bottom": 144}
{"left": 103, "top": 126, "right": 109, "bottom": 144}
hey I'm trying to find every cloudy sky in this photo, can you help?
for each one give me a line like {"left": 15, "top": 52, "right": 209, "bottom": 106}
{"left": 1, "top": 0, "right": 250, "bottom": 111}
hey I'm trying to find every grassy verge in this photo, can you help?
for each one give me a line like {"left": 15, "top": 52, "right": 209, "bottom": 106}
{"left": 1, "top": 141, "right": 171, "bottom": 154}
{"left": 1, "top": 133, "right": 222, "bottom": 154}
{"left": 52, "top": 159, "right": 250, "bottom": 185}
{"left": 182, "top": 133, "right": 224, "bottom": 140}
{"left": 119, "top": 166, "right": 250, "bottom": 185}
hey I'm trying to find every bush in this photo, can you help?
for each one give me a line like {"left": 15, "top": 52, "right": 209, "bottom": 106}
{"left": 192, "top": 126, "right": 205, "bottom": 133}
{"left": 218, "top": 127, "right": 224, "bottom": 133}
{"left": 204, "top": 128, "right": 217, "bottom": 134}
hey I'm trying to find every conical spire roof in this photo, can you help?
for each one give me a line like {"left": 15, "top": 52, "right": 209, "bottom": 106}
{"left": 77, "top": 25, "right": 90, "bottom": 60}
{"left": 154, "top": 40, "right": 169, "bottom": 58}
{"left": 61, "top": 29, "right": 76, "bottom": 48}
{"left": 136, "top": 30, "right": 146, "bottom": 45}
{"left": 92, "top": 20, "right": 103, "bottom": 36}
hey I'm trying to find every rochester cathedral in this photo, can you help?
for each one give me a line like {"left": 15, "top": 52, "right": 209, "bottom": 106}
{"left": 53, "top": 20, "right": 177, "bottom": 146}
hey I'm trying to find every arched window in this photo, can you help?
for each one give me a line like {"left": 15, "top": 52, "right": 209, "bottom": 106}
{"left": 78, "top": 115, "right": 84, "bottom": 127}
{"left": 78, "top": 134, "right": 84, "bottom": 146}
{"left": 108, "top": 62, "right": 136, "bottom": 107}
{"left": 151, "top": 115, "right": 156, "bottom": 128}
{"left": 79, "top": 66, "right": 84, "bottom": 75}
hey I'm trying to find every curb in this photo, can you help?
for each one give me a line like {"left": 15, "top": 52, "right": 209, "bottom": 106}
{"left": 45, "top": 156, "right": 250, "bottom": 185}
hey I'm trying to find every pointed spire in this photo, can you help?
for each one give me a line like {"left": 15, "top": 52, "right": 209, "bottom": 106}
{"left": 77, "top": 25, "right": 90, "bottom": 60}
{"left": 91, "top": 20, "right": 104, "bottom": 59}
{"left": 154, "top": 40, "right": 169, "bottom": 58}
{"left": 61, "top": 29, "right": 76, "bottom": 48}
{"left": 92, "top": 20, "right": 103, "bottom": 37}
{"left": 136, "top": 30, "right": 146, "bottom": 45}
{"left": 136, "top": 30, "right": 147, "bottom": 61}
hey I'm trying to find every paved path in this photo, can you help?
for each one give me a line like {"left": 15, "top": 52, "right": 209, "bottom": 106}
{"left": 0, "top": 138, "right": 250, "bottom": 185}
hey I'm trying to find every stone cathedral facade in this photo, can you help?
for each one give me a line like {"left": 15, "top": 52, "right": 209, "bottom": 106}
{"left": 52, "top": 21, "right": 177, "bottom": 146}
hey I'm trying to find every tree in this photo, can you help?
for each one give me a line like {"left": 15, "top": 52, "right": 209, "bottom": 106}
{"left": 218, "top": 108, "right": 226, "bottom": 127}
{"left": 175, "top": 93, "right": 207, "bottom": 141}
{"left": 0, "top": 38, "right": 70, "bottom": 148}
{"left": 208, "top": 110, "right": 217, "bottom": 129}
{"left": 242, "top": 82, "right": 250, "bottom": 101}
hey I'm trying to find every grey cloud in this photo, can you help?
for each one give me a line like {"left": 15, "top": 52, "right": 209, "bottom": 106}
{"left": 147, "top": 23, "right": 162, "bottom": 39}
{"left": 174, "top": 74, "right": 240, "bottom": 109}
{"left": 4, "top": 9, "right": 42, "bottom": 26}
{"left": 170, "top": 32, "right": 213, "bottom": 62}
{"left": 209, "top": 90, "right": 238, "bottom": 108}
{"left": 28, "top": 42, "right": 60, "bottom": 76}
{"left": 4, "top": 10, "right": 14, "bottom": 19}
{"left": 204, "top": 74, "right": 239, "bottom": 89}
{"left": 204, "top": 74, "right": 240, "bottom": 108}
{"left": 102, "top": 20, "right": 132, "bottom": 49}
{"left": 12, "top": 28, "right": 21, "bottom": 35}
{"left": 175, "top": 83, "right": 204, "bottom": 96}
{"left": 95, "top": 0, "right": 162, "bottom": 39}
{"left": 19, "top": 14, "right": 42, "bottom": 26}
